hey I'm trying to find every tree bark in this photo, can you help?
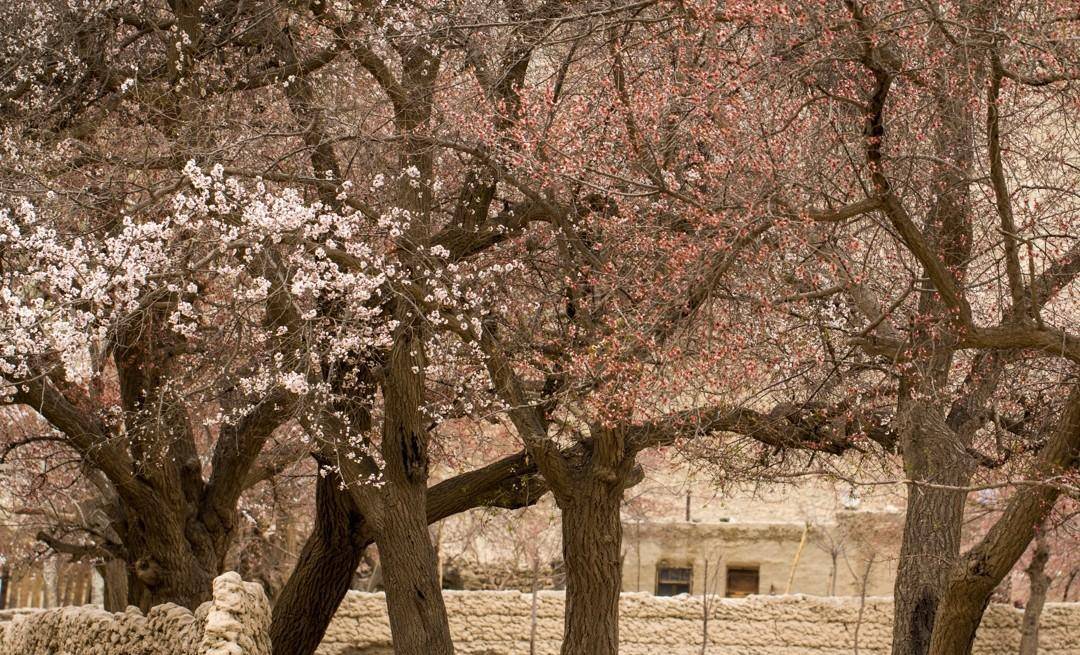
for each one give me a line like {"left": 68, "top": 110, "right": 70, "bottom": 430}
{"left": 116, "top": 496, "right": 225, "bottom": 610}
{"left": 892, "top": 485, "right": 967, "bottom": 655}
{"left": 0, "top": 565, "right": 8, "bottom": 610}
{"left": 268, "top": 448, "right": 547, "bottom": 655}
{"left": 99, "top": 559, "right": 128, "bottom": 611}
{"left": 559, "top": 477, "right": 624, "bottom": 655}
{"left": 376, "top": 485, "right": 454, "bottom": 655}
{"left": 373, "top": 315, "right": 454, "bottom": 655}
{"left": 892, "top": 405, "right": 972, "bottom": 655}
{"left": 1019, "top": 534, "right": 1051, "bottom": 655}
{"left": 926, "top": 386, "right": 1080, "bottom": 655}
{"left": 271, "top": 467, "right": 367, "bottom": 655}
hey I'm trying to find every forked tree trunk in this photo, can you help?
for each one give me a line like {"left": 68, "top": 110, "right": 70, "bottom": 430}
{"left": 926, "top": 388, "right": 1080, "bottom": 655}
{"left": 559, "top": 477, "right": 624, "bottom": 655}
{"left": 1019, "top": 535, "right": 1051, "bottom": 655}
{"left": 271, "top": 468, "right": 368, "bottom": 655}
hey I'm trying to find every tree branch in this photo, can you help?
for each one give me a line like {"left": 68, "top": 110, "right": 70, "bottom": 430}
{"left": 625, "top": 397, "right": 897, "bottom": 455}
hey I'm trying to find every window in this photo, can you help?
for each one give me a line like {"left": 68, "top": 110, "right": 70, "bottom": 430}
{"left": 725, "top": 566, "right": 759, "bottom": 597}
{"left": 655, "top": 565, "right": 692, "bottom": 596}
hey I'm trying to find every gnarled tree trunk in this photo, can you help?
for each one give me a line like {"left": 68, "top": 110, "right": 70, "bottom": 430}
{"left": 559, "top": 476, "right": 624, "bottom": 655}
{"left": 118, "top": 501, "right": 223, "bottom": 610}
{"left": 271, "top": 467, "right": 367, "bottom": 655}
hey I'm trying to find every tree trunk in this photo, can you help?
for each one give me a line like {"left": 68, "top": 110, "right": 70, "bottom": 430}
{"left": 373, "top": 315, "right": 454, "bottom": 655}
{"left": 892, "top": 484, "right": 967, "bottom": 655}
{"left": 559, "top": 477, "right": 623, "bottom": 655}
{"left": 376, "top": 482, "right": 454, "bottom": 655}
{"left": 99, "top": 559, "right": 129, "bottom": 611}
{"left": 892, "top": 405, "right": 972, "bottom": 655}
{"left": 271, "top": 467, "right": 368, "bottom": 655}
{"left": 1019, "top": 535, "right": 1051, "bottom": 655}
{"left": 926, "top": 387, "right": 1080, "bottom": 655}
{"left": 120, "top": 517, "right": 219, "bottom": 610}
{"left": 1062, "top": 570, "right": 1077, "bottom": 602}
{"left": 0, "top": 565, "right": 9, "bottom": 610}
{"left": 267, "top": 449, "right": 547, "bottom": 655}
{"left": 111, "top": 491, "right": 236, "bottom": 611}
{"left": 135, "top": 553, "right": 217, "bottom": 610}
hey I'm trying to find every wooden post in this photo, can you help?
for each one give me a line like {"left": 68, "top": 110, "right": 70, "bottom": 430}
{"left": 785, "top": 523, "right": 810, "bottom": 594}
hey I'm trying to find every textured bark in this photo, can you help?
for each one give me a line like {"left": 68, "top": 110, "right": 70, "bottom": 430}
{"left": 377, "top": 488, "right": 454, "bottom": 655}
{"left": 118, "top": 500, "right": 221, "bottom": 610}
{"left": 559, "top": 477, "right": 624, "bottom": 655}
{"left": 1019, "top": 535, "right": 1051, "bottom": 655}
{"left": 99, "top": 559, "right": 128, "bottom": 612}
{"left": 375, "top": 316, "right": 454, "bottom": 655}
{"left": 268, "top": 449, "right": 548, "bottom": 655}
{"left": 926, "top": 387, "right": 1080, "bottom": 655}
{"left": 892, "top": 484, "right": 967, "bottom": 655}
{"left": 892, "top": 404, "right": 973, "bottom": 655}
{"left": 271, "top": 468, "right": 367, "bottom": 655}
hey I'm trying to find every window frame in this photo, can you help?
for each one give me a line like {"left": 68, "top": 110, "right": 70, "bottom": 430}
{"left": 654, "top": 563, "right": 693, "bottom": 596}
{"left": 724, "top": 565, "right": 760, "bottom": 598}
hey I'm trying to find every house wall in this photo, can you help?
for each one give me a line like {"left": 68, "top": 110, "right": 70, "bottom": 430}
{"left": 622, "top": 511, "right": 903, "bottom": 598}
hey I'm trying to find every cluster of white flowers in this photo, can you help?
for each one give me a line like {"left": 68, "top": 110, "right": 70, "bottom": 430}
{"left": 1, "top": 149, "right": 524, "bottom": 470}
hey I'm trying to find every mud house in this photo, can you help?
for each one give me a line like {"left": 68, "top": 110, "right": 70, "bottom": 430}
{"left": 622, "top": 510, "right": 903, "bottom": 598}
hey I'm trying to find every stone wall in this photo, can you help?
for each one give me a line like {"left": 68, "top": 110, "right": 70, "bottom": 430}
{"left": 4, "top": 574, "right": 1080, "bottom": 654}
{"left": 319, "top": 591, "right": 1080, "bottom": 655}
{"left": 0, "top": 572, "right": 270, "bottom": 655}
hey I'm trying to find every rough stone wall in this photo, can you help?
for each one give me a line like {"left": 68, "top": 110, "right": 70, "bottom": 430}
{"left": 318, "top": 591, "right": 1080, "bottom": 655}
{"left": 0, "top": 572, "right": 270, "bottom": 655}
{"left": 5, "top": 574, "right": 1079, "bottom": 654}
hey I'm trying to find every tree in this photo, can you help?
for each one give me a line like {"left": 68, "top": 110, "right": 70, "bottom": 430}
{"left": 1, "top": 1, "right": 640, "bottom": 650}
{"left": 1018, "top": 528, "right": 1050, "bottom": 655}
{"left": 726, "top": 2, "right": 1080, "bottom": 653}
{"left": 3, "top": 3, "right": 1077, "bottom": 655}
{"left": 424, "top": 6, "right": 903, "bottom": 653}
